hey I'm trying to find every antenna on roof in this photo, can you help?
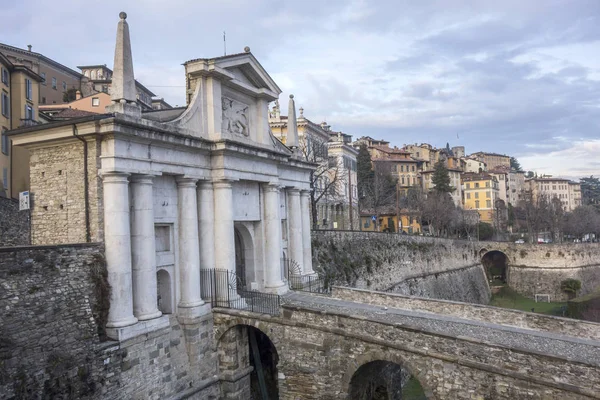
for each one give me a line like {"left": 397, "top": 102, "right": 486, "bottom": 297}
{"left": 223, "top": 31, "right": 226, "bottom": 56}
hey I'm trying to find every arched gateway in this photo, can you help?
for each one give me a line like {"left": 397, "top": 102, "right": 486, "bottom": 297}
{"left": 481, "top": 250, "right": 510, "bottom": 285}
{"left": 217, "top": 324, "right": 279, "bottom": 399}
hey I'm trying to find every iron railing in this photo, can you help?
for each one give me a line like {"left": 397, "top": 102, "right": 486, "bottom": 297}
{"left": 200, "top": 268, "right": 280, "bottom": 315}
{"left": 285, "top": 259, "right": 331, "bottom": 294}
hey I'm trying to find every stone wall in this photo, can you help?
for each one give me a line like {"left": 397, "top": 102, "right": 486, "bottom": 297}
{"left": 331, "top": 286, "right": 600, "bottom": 341}
{"left": 0, "top": 196, "right": 30, "bottom": 246}
{"left": 312, "top": 230, "right": 491, "bottom": 304}
{"left": 214, "top": 308, "right": 599, "bottom": 400}
{"left": 488, "top": 242, "right": 600, "bottom": 301}
{"left": 29, "top": 139, "right": 103, "bottom": 245}
{"left": 0, "top": 243, "right": 219, "bottom": 400}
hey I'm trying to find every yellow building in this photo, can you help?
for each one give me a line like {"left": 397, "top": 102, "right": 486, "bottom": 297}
{"left": 1, "top": 52, "right": 42, "bottom": 198}
{"left": 360, "top": 211, "right": 421, "bottom": 234}
{"left": 462, "top": 173, "right": 500, "bottom": 223}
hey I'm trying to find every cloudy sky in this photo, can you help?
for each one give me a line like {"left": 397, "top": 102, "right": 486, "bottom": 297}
{"left": 2, "top": 0, "right": 600, "bottom": 178}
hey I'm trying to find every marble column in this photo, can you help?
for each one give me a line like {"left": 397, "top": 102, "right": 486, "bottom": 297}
{"left": 287, "top": 188, "right": 303, "bottom": 272}
{"left": 103, "top": 172, "right": 137, "bottom": 328}
{"left": 263, "top": 183, "right": 285, "bottom": 290}
{"left": 130, "top": 175, "right": 162, "bottom": 320}
{"left": 198, "top": 181, "right": 215, "bottom": 271}
{"left": 300, "top": 190, "right": 315, "bottom": 275}
{"left": 176, "top": 177, "right": 205, "bottom": 317}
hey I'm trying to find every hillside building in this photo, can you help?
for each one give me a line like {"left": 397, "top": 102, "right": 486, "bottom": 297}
{"left": 0, "top": 52, "right": 43, "bottom": 198}
{"left": 470, "top": 151, "right": 510, "bottom": 171}
{"left": 462, "top": 173, "right": 501, "bottom": 224}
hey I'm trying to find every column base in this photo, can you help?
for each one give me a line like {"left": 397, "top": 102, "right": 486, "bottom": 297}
{"left": 263, "top": 282, "right": 289, "bottom": 295}
{"left": 177, "top": 302, "right": 212, "bottom": 322}
{"left": 136, "top": 310, "right": 163, "bottom": 321}
{"left": 106, "top": 315, "right": 170, "bottom": 341}
{"left": 106, "top": 315, "right": 138, "bottom": 329}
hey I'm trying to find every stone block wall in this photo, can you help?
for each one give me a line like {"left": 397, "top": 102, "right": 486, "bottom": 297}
{"left": 332, "top": 286, "right": 600, "bottom": 341}
{"left": 0, "top": 243, "right": 219, "bottom": 400}
{"left": 0, "top": 196, "right": 30, "bottom": 246}
{"left": 312, "top": 230, "right": 491, "bottom": 304}
{"left": 29, "top": 139, "right": 103, "bottom": 245}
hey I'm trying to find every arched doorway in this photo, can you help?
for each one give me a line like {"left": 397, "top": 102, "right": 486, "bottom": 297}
{"left": 234, "top": 223, "right": 256, "bottom": 289}
{"left": 235, "top": 228, "right": 246, "bottom": 289}
{"left": 218, "top": 325, "right": 279, "bottom": 399}
{"left": 156, "top": 269, "right": 173, "bottom": 314}
{"left": 481, "top": 250, "right": 509, "bottom": 286}
{"left": 347, "top": 360, "right": 427, "bottom": 400}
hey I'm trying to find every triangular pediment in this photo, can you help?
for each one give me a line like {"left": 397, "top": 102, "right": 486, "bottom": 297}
{"left": 213, "top": 53, "right": 281, "bottom": 99}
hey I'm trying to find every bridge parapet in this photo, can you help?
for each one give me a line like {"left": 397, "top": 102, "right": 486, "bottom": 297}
{"left": 332, "top": 286, "right": 600, "bottom": 341}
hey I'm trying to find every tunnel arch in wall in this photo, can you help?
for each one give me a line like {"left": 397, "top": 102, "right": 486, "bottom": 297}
{"left": 481, "top": 250, "right": 510, "bottom": 286}
{"left": 342, "top": 351, "right": 433, "bottom": 399}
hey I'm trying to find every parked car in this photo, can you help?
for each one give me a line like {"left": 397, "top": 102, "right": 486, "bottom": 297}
{"left": 514, "top": 239, "right": 525, "bottom": 244}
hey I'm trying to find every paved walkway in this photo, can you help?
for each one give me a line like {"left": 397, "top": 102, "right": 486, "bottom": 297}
{"left": 282, "top": 292, "right": 600, "bottom": 366}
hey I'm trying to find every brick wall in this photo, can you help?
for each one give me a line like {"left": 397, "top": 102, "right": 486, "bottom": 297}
{"left": 0, "top": 196, "right": 30, "bottom": 246}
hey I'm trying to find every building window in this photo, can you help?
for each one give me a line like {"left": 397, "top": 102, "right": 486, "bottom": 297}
{"left": 486, "top": 200, "right": 492, "bottom": 208}
{"left": 466, "top": 193, "right": 471, "bottom": 199}
{"left": 25, "top": 104, "right": 34, "bottom": 120}
{"left": 155, "top": 225, "right": 172, "bottom": 252}
{"left": 485, "top": 181, "right": 490, "bottom": 187}
{"left": 475, "top": 192, "right": 479, "bottom": 199}
{"left": 41, "top": 96, "right": 46, "bottom": 104}
{"left": 62, "top": 81, "right": 67, "bottom": 91}
{"left": 1, "top": 93, "right": 8, "bottom": 117}
{"left": 486, "top": 191, "right": 491, "bottom": 198}
{"left": 25, "top": 79, "right": 32, "bottom": 100}
{"left": 475, "top": 200, "right": 480, "bottom": 208}
{"left": 41, "top": 72, "right": 46, "bottom": 85}
{"left": 475, "top": 182, "right": 479, "bottom": 188}
{"left": 51, "top": 77, "right": 57, "bottom": 89}
{"left": 1, "top": 127, "right": 9, "bottom": 155}
{"left": 91, "top": 97, "right": 100, "bottom": 107}
{"left": 1, "top": 68, "right": 8, "bottom": 85}
{"left": 466, "top": 183, "right": 470, "bottom": 189}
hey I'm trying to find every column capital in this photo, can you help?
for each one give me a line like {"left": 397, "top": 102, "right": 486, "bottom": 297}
{"left": 300, "top": 189, "right": 311, "bottom": 196}
{"left": 213, "top": 179, "right": 234, "bottom": 190}
{"left": 101, "top": 171, "right": 130, "bottom": 183}
{"left": 262, "top": 182, "right": 280, "bottom": 193}
{"left": 176, "top": 176, "right": 198, "bottom": 188}
{"left": 287, "top": 187, "right": 301, "bottom": 195}
{"left": 197, "top": 180, "right": 214, "bottom": 190}
{"left": 130, "top": 174, "right": 155, "bottom": 185}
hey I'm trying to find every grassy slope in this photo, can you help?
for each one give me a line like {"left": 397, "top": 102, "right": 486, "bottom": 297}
{"left": 490, "top": 286, "right": 567, "bottom": 316}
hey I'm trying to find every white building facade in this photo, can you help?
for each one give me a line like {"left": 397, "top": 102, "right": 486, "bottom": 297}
{"left": 11, "top": 14, "right": 315, "bottom": 341}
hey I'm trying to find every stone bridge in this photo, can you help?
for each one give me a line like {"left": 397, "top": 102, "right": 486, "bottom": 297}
{"left": 213, "top": 286, "right": 600, "bottom": 400}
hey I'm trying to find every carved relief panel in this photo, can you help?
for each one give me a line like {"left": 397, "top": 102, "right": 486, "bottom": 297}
{"left": 222, "top": 96, "right": 249, "bottom": 136}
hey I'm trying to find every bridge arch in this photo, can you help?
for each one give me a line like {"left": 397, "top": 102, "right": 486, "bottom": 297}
{"left": 217, "top": 323, "right": 279, "bottom": 399}
{"left": 481, "top": 249, "right": 510, "bottom": 286}
{"left": 341, "top": 350, "right": 434, "bottom": 399}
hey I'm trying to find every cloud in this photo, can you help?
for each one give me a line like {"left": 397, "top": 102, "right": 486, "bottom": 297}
{"left": 3, "top": 0, "right": 600, "bottom": 177}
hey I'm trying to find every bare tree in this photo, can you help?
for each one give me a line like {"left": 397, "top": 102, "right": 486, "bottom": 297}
{"left": 301, "top": 136, "right": 347, "bottom": 228}
{"left": 421, "top": 191, "right": 456, "bottom": 237}
{"left": 360, "top": 161, "right": 397, "bottom": 231}
{"left": 563, "top": 205, "right": 600, "bottom": 241}
{"left": 519, "top": 191, "right": 551, "bottom": 243}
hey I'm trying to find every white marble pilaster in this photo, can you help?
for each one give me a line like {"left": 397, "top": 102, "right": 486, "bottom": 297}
{"left": 300, "top": 190, "right": 315, "bottom": 275}
{"left": 176, "top": 177, "right": 206, "bottom": 318}
{"left": 103, "top": 172, "right": 138, "bottom": 329}
{"left": 213, "top": 180, "right": 235, "bottom": 273}
{"left": 263, "top": 183, "right": 286, "bottom": 292}
{"left": 130, "top": 175, "right": 162, "bottom": 321}
{"left": 287, "top": 188, "right": 303, "bottom": 272}
{"left": 198, "top": 181, "right": 215, "bottom": 271}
